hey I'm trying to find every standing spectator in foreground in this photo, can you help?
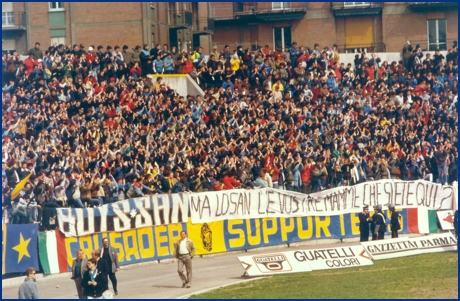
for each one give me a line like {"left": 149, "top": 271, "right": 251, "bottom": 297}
{"left": 100, "top": 237, "right": 120, "bottom": 295}
{"left": 18, "top": 267, "right": 40, "bottom": 299}
{"left": 82, "top": 258, "right": 107, "bottom": 299}
{"left": 71, "top": 249, "right": 88, "bottom": 299}
{"left": 173, "top": 231, "right": 196, "bottom": 288}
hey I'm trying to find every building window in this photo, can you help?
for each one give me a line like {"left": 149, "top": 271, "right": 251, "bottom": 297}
{"left": 50, "top": 37, "right": 65, "bottom": 46}
{"left": 273, "top": 27, "right": 291, "bottom": 50}
{"left": 427, "top": 19, "right": 447, "bottom": 51}
{"left": 2, "top": 12, "right": 14, "bottom": 27}
{"left": 272, "top": 2, "right": 291, "bottom": 10}
{"left": 49, "top": 2, "right": 64, "bottom": 11}
{"left": 344, "top": 2, "right": 370, "bottom": 6}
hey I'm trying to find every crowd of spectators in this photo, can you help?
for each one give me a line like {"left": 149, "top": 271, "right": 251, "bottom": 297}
{"left": 1, "top": 40, "right": 458, "bottom": 228}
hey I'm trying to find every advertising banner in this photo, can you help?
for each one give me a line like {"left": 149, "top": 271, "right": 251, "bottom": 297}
{"left": 409, "top": 233, "right": 457, "bottom": 253}
{"left": 292, "top": 245, "right": 374, "bottom": 270}
{"left": 237, "top": 252, "right": 313, "bottom": 276}
{"left": 361, "top": 233, "right": 457, "bottom": 261}
{"left": 237, "top": 245, "right": 373, "bottom": 276}
{"left": 361, "top": 238, "right": 421, "bottom": 260}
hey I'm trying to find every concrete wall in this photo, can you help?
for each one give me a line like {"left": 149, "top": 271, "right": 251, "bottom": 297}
{"left": 147, "top": 74, "right": 204, "bottom": 98}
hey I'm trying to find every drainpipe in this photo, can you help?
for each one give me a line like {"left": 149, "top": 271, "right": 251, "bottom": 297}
{"left": 69, "top": 2, "right": 76, "bottom": 45}
{"left": 24, "top": 2, "right": 31, "bottom": 51}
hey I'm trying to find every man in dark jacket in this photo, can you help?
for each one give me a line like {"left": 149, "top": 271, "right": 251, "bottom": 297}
{"left": 91, "top": 249, "right": 109, "bottom": 285}
{"left": 100, "top": 237, "right": 120, "bottom": 295}
{"left": 82, "top": 258, "right": 107, "bottom": 299}
{"left": 359, "top": 205, "right": 371, "bottom": 241}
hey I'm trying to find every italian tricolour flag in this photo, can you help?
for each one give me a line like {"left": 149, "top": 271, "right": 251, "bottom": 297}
{"left": 406, "top": 207, "right": 438, "bottom": 234}
{"left": 38, "top": 230, "right": 69, "bottom": 274}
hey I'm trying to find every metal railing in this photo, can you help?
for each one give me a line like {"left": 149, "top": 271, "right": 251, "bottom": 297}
{"left": 2, "top": 11, "right": 26, "bottom": 29}
{"left": 404, "top": 38, "right": 457, "bottom": 52}
{"left": 212, "top": 2, "right": 307, "bottom": 20}
{"left": 336, "top": 43, "right": 386, "bottom": 53}
{"left": 331, "top": 2, "right": 383, "bottom": 10}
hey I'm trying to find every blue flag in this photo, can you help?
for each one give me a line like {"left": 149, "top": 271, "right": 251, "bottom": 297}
{"left": 2, "top": 224, "right": 39, "bottom": 275}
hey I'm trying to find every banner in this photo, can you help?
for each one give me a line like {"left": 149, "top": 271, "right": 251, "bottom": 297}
{"left": 2, "top": 224, "right": 39, "bottom": 275}
{"left": 237, "top": 252, "right": 313, "bottom": 276}
{"left": 54, "top": 180, "right": 453, "bottom": 237}
{"left": 409, "top": 233, "right": 457, "bottom": 253}
{"left": 190, "top": 180, "right": 454, "bottom": 223}
{"left": 38, "top": 206, "right": 435, "bottom": 274}
{"left": 237, "top": 245, "right": 373, "bottom": 276}
{"left": 361, "top": 233, "right": 457, "bottom": 260}
{"left": 56, "top": 194, "right": 189, "bottom": 237}
{"left": 361, "top": 238, "right": 421, "bottom": 260}
{"left": 436, "top": 210, "right": 456, "bottom": 230}
{"left": 292, "top": 245, "right": 373, "bottom": 270}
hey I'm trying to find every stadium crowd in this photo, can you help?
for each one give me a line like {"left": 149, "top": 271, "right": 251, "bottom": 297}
{"left": 1, "top": 41, "right": 458, "bottom": 228}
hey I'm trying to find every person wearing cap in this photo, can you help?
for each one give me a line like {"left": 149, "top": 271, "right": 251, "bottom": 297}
{"left": 388, "top": 204, "right": 401, "bottom": 238}
{"left": 371, "top": 205, "right": 387, "bottom": 240}
{"left": 209, "top": 45, "right": 218, "bottom": 60}
{"left": 359, "top": 205, "right": 372, "bottom": 241}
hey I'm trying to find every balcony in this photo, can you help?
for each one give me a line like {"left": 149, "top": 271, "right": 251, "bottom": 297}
{"left": 408, "top": 2, "right": 458, "bottom": 12}
{"left": 2, "top": 11, "right": 26, "bottom": 30}
{"left": 168, "top": 10, "right": 193, "bottom": 29}
{"left": 331, "top": 2, "right": 383, "bottom": 17}
{"left": 212, "top": 2, "right": 307, "bottom": 22}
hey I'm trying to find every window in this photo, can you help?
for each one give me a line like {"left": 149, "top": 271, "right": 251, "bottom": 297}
{"left": 272, "top": 2, "right": 291, "bottom": 10}
{"left": 49, "top": 2, "right": 64, "bottom": 10}
{"left": 344, "top": 2, "right": 370, "bottom": 6}
{"left": 427, "top": 19, "right": 447, "bottom": 51}
{"left": 2, "top": 12, "right": 14, "bottom": 27}
{"left": 50, "top": 37, "right": 66, "bottom": 46}
{"left": 273, "top": 27, "right": 291, "bottom": 50}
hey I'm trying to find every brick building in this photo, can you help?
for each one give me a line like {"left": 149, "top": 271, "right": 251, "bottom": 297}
{"left": 211, "top": 2, "right": 458, "bottom": 53}
{"left": 2, "top": 2, "right": 214, "bottom": 55}
{"left": 2, "top": 2, "right": 457, "bottom": 55}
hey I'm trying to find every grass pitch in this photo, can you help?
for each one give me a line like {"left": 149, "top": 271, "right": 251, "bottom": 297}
{"left": 190, "top": 251, "right": 458, "bottom": 299}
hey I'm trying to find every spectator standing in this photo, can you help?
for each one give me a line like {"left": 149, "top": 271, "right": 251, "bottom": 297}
{"left": 71, "top": 249, "right": 88, "bottom": 299}
{"left": 82, "top": 258, "right": 107, "bottom": 300}
{"left": 173, "top": 231, "right": 196, "bottom": 288}
{"left": 100, "top": 237, "right": 120, "bottom": 295}
{"left": 18, "top": 267, "right": 40, "bottom": 299}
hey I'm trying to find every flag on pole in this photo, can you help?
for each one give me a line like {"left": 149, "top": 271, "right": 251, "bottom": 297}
{"left": 11, "top": 173, "right": 32, "bottom": 200}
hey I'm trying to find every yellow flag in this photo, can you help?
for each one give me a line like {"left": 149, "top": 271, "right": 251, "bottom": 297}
{"left": 11, "top": 173, "right": 32, "bottom": 200}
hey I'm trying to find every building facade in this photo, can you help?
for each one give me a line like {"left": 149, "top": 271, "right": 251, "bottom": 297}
{"left": 211, "top": 2, "right": 458, "bottom": 53}
{"left": 2, "top": 2, "right": 457, "bottom": 55}
{"left": 2, "top": 2, "right": 214, "bottom": 54}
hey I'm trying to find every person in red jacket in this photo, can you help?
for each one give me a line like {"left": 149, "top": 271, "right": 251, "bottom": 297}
{"left": 223, "top": 170, "right": 242, "bottom": 190}
{"left": 301, "top": 158, "right": 313, "bottom": 194}
{"left": 23, "top": 53, "right": 38, "bottom": 74}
